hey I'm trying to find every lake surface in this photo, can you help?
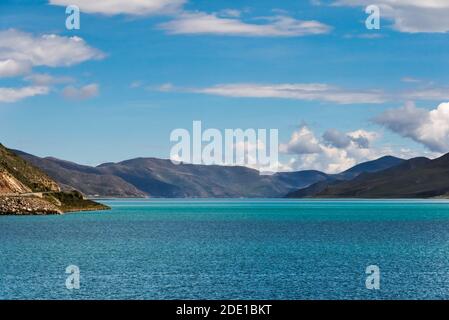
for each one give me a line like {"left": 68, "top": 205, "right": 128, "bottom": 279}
{"left": 2, "top": 199, "right": 449, "bottom": 300}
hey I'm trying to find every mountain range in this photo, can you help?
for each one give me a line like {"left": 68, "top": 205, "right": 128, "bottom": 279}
{"left": 14, "top": 149, "right": 406, "bottom": 198}
{"left": 7, "top": 144, "right": 449, "bottom": 199}
{"left": 288, "top": 153, "right": 449, "bottom": 198}
{"left": 286, "top": 156, "right": 406, "bottom": 198}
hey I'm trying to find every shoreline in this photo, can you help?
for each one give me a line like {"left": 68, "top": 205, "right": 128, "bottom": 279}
{"left": 0, "top": 191, "right": 110, "bottom": 216}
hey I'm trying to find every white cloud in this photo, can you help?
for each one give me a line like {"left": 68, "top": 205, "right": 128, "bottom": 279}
{"left": 0, "top": 29, "right": 104, "bottom": 78}
{"left": 322, "top": 128, "right": 378, "bottom": 150}
{"left": 161, "top": 83, "right": 386, "bottom": 104}
{"left": 157, "top": 83, "right": 175, "bottom": 92}
{"left": 405, "top": 87, "right": 449, "bottom": 101}
{"left": 158, "top": 11, "right": 331, "bottom": 37}
{"left": 280, "top": 126, "right": 322, "bottom": 154}
{"left": 25, "top": 73, "right": 75, "bottom": 86}
{"left": 218, "top": 9, "right": 243, "bottom": 18}
{"left": 347, "top": 129, "right": 378, "bottom": 148}
{"left": 49, "top": 0, "right": 185, "bottom": 16}
{"left": 129, "top": 81, "right": 143, "bottom": 89}
{"left": 334, "top": 0, "right": 449, "bottom": 33}
{"left": 62, "top": 83, "right": 99, "bottom": 100}
{"left": 0, "top": 86, "right": 49, "bottom": 103}
{"left": 375, "top": 101, "right": 449, "bottom": 153}
{"left": 156, "top": 81, "right": 449, "bottom": 104}
{"left": 49, "top": 1, "right": 331, "bottom": 38}
{"left": 0, "top": 30, "right": 103, "bottom": 103}
{"left": 0, "top": 59, "right": 31, "bottom": 78}
{"left": 401, "top": 77, "right": 422, "bottom": 83}
{"left": 323, "top": 128, "right": 352, "bottom": 148}
{"left": 280, "top": 125, "right": 380, "bottom": 173}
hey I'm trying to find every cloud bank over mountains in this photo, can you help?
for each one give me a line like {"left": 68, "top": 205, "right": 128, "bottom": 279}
{"left": 278, "top": 100, "right": 449, "bottom": 173}
{"left": 280, "top": 126, "right": 380, "bottom": 173}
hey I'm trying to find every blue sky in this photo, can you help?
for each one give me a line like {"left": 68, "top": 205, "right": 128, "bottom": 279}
{"left": 1, "top": 0, "right": 449, "bottom": 172}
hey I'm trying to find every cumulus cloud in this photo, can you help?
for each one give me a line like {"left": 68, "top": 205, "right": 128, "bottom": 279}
{"left": 347, "top": 130, "right": 377, "bottom": 148}
{"left": 0, "top": 30, "right": 103, "bottom": 103}
{"left": 0, "top": 86, "right": 49, "bottom": 103}
{"left": 158, "top": 12, "right": 331, "bottom": 37}
{"left": 159, "top": 83, "right": 386, "bottom": 104}
{"left": 62, "top": 83, "right": 99, "bottom": 100}
{"left": 322, "top": 128, "right": 378, "bottom": 150}
{"left": 374, "top": 101, "right": 449, "bottom": 153}
{"left": 322, "top": 129, "right": 352, "bottom": 148}
{"left": 280, "top": 126, "right": 322, "bottom": 154}
{"left": 0, "top": 59, "right": 31, "bottom": 78}
{"left": 334, "top": 0, "right": 449, "bottom": 33}
{"left": 281, "top": 125, "right": 380, "bottom": 173}
{"left": 49, "top": 0, "right": 185, "bottom": 16}
{"left": 0, "top": 29, "right": 104, "bottom": 77}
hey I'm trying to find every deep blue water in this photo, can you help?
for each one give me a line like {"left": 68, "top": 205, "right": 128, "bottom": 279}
{"left": 2, "top": 199, "right": 449, "bottom": 300}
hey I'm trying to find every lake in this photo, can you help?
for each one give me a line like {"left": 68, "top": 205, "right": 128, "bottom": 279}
{"left": 2, "top": 199, "right": 449, "bottom": 299}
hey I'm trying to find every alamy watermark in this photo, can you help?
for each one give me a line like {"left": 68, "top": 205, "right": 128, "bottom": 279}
{"left": 65, "top": 5, "right": 80, "bottom": 30}
{"left": 365, "top": 265, "right": 380, "bottom": 290}
{"left": 170, "top": 121, "right": 279, "bottom": 174}
{"left": 65, "top": 265, "right": 80, "bottom": 290}
{"left": 365, "top": 5, "right": 380, "bottom": 30}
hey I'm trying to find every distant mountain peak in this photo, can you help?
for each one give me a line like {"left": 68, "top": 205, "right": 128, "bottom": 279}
{"left": 289, "top": 152, "right": 449, "bottom": 199}
{"left": 338, "top": 155, "right": 405, "bottom": 180}
{"left": 287, "top": 155, "right": 407, "bottom": 198}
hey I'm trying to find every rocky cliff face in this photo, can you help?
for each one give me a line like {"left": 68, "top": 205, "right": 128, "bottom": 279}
{"left": 0, "top": 144, "right": 109, "bottom": 215}
{"left": 0, "top": 170, "right": 31, "bottom": 194}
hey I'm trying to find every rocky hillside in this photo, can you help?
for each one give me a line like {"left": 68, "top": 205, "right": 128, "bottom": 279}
{"left": 0, "top": 144, "right": 60, "bottom": 194}
{"left": 0, "top": 144, "right": 109, "bottom": 215}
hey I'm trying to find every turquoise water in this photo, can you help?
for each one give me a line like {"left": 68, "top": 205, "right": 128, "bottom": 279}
{"left": 2, "top": 199, "right": 449, "bottom": 299}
